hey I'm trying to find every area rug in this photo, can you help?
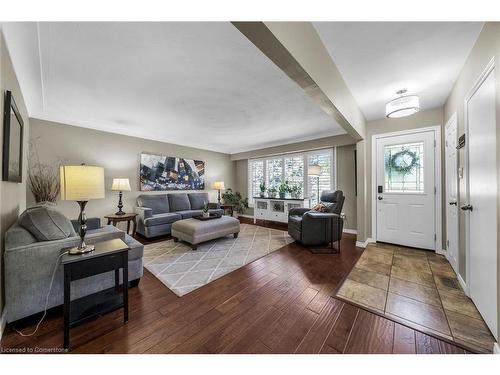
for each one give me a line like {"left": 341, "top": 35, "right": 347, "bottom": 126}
{"left": 143, "top": 223, "right": 294, "bottom": 296}
{"left": 335, "top": 242, "right": 495, "bottom": 353}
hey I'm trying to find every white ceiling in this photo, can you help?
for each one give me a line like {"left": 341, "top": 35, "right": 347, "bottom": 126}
{"left": 314, "top": 22, "right": 483, "bottom": 121}
{"left": 3, "top": 22, "right": 346, "bottom": 154}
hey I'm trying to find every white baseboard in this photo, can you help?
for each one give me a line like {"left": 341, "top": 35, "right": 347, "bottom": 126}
{"left": 0, "top": 309, "right": 6, "bottom": 342}
{"left": 355, "top": 238, "right": 375, "bottom": 248}
{"left": 237, "top": 214, "right": 254, "bottom": 219}
{"left": 343, "top": 228, "right": 357, "bottom": 235}
{"left": 436, "top": 248, "right": 447, "bottom": 256}
{"left": 494, "top": 342, "right": 500, "bottom": 354}
{"left": 457, "top": 273, "right": 468, "bottom": 295}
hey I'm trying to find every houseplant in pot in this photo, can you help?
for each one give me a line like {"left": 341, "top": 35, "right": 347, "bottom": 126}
{"left": 278, "top": 181, "right": 290, "bottom": 199}
{"left": 202, "top": 202, "right": 210, "bottom": 218}
{"left": 290, "top": 185, "right": 302, "bottom": 199}
{"left": 221, "top": 188, "right": 249, "bottom": 216}
{"left": 259, "top": 182, "right": 266, "bottom": 198}
{"left": 267, "top": 186, "right": 277, "bottom": 198}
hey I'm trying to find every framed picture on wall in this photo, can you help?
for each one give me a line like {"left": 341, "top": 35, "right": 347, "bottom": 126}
{"left": 140, "top": 152, "right": 205, "bottom": 191}
{"left": 2, "top": 90, "right": 24, "bottom": 183}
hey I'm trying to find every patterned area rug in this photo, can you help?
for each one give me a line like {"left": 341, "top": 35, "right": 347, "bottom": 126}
{"left": 143, "top": 223, "right": 294, "bottom": 296}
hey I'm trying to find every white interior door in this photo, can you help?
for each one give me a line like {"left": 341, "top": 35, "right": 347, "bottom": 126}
{"left": 375, "top": 130, "right": 436, "bottom": 250}
{"left": 445, "top": 114, "right": 459, "bottom": 273}
{"left": 466, "top": 62, "right": 497, "bottom": 340}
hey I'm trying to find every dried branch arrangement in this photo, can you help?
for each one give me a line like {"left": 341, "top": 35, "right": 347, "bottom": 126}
{"left": 28, "top": 138, "right": 62, "bottom": 203}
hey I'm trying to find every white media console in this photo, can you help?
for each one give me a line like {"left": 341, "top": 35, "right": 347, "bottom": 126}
{"left": 253, "top": 197, "right": 310, "bottom": 224}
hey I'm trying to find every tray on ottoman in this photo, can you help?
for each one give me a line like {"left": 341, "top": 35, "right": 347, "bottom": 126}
{"left": 171, "top": 216, "right": 240, "bottom": 250}
{"left": 193, "top": 213, "right": 222, "bottom": 221}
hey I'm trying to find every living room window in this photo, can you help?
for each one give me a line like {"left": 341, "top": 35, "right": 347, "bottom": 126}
{"left": 247, "top": 148, "right": 335, "bottom": 206}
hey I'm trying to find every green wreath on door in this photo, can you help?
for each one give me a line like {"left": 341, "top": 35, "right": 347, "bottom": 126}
{"left": 386, "top": 148, "right": 420, "bottom": 175}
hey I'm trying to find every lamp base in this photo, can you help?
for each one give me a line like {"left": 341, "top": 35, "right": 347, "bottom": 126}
{"left": 68, "top": 244, "right": 95, "bottom": 255}
{"left": 115, "top": 211, "right": 126, "bottom": 216}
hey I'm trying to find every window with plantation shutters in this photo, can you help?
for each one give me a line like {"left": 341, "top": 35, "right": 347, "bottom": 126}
{"left": 247, "top": 148, "right": 335, "bottom": 206}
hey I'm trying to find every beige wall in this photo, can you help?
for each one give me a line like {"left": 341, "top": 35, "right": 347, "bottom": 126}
{"left": 443, "top": 22, "right": 500, "bottom": 340}
{"left": 233, "top": 137, "right": 358, "bottom": 231}
{"left": 28, "top": 119, "right": 236, "bottom": 229}
{"left": 364, "top": 107, "right": 445, "bottom": 243}
{"left": 0, "top": 31, "right": 30, "bottom": 316}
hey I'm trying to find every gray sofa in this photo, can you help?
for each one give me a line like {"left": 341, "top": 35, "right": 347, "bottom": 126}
{"left": 288, "top": 190, "right": 345, "bottom": 246}
{"left": 4, "top": 207, "right": 144, "bottom": 323}
{"left": 135, "top": 192, "right": 223, "bottom": 238}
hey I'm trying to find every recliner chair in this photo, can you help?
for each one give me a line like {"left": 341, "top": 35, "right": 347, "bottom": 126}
{"left": 288, "top": 190, "right": 345, "bottom": 247}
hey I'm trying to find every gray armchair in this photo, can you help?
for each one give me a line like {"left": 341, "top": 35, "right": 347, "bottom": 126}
{"left": 288, "top": 190, "right": 345, "bottom": 247}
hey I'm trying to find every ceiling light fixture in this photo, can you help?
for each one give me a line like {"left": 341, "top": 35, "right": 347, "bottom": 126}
{"left": 385, "top": 89, "right": 420, "bottom": 118}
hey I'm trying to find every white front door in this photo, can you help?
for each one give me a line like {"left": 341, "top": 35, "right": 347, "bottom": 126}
{"left": 375, "top": 130, "right": 437, "bottom": 250}
{"left": 465, "top": 61, "right": 497, "bottom": 340}
{"left": 445, "top": 114, "right": 459, "bottom": 273}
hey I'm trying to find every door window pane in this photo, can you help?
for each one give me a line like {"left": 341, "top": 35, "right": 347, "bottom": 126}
{"left": 384, "top": 142, "right": 424, "bottom": 193}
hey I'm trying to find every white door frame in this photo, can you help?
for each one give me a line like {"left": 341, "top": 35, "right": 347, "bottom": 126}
{"left": 463, "top": 56, "right": 495, "bottom": 296}
{"left": 371, "top": 126, "right": 442, "bottom": 252}
{"left": 444, "top": 112, "right": 459, "bottom": 273}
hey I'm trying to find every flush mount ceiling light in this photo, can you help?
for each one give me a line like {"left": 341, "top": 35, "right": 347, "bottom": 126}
{"left": 385, "top": 89, "right": 420, "bottom": 118}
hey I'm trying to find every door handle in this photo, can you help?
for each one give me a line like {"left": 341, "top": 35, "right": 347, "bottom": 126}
{"left": 460, "top": 204, "right": 473, "bottom": 211}
{"left": 377, "top": 196, "right": 383, "bottom": 200}
{"left": 449, "top": 201, "right": 457, "bottom": 206}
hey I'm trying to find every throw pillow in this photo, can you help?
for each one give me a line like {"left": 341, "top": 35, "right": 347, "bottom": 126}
{"left": 18, "top": 205, "right": 77, "bottom": 241}
{"left": 312, "top": 203, "right": 327, "bottom": 212}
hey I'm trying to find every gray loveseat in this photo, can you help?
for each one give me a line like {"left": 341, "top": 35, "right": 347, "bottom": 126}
{"left": 135, "top": 192, "right": 223, "bottom": 238}
{"left": 4, "top": 206, "right": 144, "bottom": 323}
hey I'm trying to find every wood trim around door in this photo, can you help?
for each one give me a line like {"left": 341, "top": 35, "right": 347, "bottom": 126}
{"left": 371, "top": 125, "right": 443, "bottom": 252}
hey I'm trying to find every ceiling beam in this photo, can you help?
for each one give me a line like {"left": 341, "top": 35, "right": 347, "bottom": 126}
{"left": 232, "top": 21, "right": 366, "bottom": 140}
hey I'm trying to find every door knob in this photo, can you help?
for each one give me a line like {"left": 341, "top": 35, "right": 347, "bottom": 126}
{"left": 460, "top": 204, "right": 473, "bottom": 211}
{"left": 449, "top": 201, "right": 457, "bottom": 206}
{"left": 377, "top": 196, "right": 383, "bottom": 200}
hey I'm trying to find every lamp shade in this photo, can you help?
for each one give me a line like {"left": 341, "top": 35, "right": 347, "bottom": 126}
{"left": 212, "top": 181, "right": 225, "bottom": 190}
{"left": 111, "top": 178, "right": 131, "bottom": 192}
{"left": 60, "top": 165, "right": 105, "bottom": 201}
{"left": 308, "top": 165, "right": 321, "bottom": 177}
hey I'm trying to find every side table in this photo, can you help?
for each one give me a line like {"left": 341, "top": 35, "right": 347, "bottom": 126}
{"left": 220, "top": 204, "right": 234, "bottom": 217}
{"left": 61, "top": 238, "right": 129, "bottom": 349}
{"left": 105, "top": 213, "right": 138, "bottom": 236}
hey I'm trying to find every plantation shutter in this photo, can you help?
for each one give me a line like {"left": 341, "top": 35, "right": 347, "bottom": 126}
{"left": 308, "top": 150, "right": 334, "bottom": 206}
{"left": 284, "top": 154, "right": 305, "bottom": 195}
{"left": 248, "top": 160, "right": 264, "bottom": 205}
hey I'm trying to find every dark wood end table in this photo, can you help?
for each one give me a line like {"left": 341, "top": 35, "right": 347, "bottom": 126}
{"left": 105, "top": 213, "right": 138, "bottom": 236}
{"left": 61, "top": 238, "right": 130, "bottom": 349}
{"left": 220, "top": 204, "right": 234, "bottom": 217}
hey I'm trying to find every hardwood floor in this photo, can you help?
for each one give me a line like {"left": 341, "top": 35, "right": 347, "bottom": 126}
{"left": 0, "top": 220, "right": 469, "bottom": 354}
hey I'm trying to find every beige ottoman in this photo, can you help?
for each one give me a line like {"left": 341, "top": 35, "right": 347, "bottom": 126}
{"left": 171, "top": 216, "right": 240, "bottom": 250}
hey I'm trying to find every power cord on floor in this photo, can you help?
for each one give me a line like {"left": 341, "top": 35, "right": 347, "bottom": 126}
{"left": 13, "top": 250, "right": 69, "bottom": 337}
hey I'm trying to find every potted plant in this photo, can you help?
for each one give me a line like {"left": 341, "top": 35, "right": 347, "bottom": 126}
{"left": 290, "top": 185, "right": 302, "bottom": 199}
{"left": 267, "top": 186, "right": 277, "bottom": 198}
{"left": 221, "top": 188, "right": 249, "bottom": 216}
{"left": 202, "top": 202, "right": 210, "bottom": 218}
{"left": 259, "top": 182, "right": 266, "bottom": 198}
{"left": 278, "top": 181, "right": 290, "bottom": 199}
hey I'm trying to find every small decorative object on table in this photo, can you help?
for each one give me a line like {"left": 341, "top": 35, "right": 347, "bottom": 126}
{"left": 111, "top": 178, "right": 132, "bottom": 215}
{"left": 202, "top": 202, "right": 210, "bottom": 218}
{"left": 194, "top": 213, "right": 222, "bottom": 221}
{"left": 60, "top": 164, "right": 105, "bottom": 254}
{"left": 278, "top": 181, "right": 290, "bottom": 199}
{"left": 259, "top": 182, "right": 266, "bottom": 198}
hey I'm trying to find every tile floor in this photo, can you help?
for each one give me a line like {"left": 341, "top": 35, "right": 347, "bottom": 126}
{"left": 143, "top": 224, "right": 294, "bottom": 296}
{"left": 336, "top": 242, "right": 495, "bottom": 353}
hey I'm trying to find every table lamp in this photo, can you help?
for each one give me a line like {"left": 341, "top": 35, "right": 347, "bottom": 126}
{"left": 212, "top": 181, "right": 225, "bottom": 204}
{"left": 308, "top": 164, "right": 321, "bottom": 205}
{"left": 111, "top": 178, "right": 132, "bottom": 215}
{"left": 60, "top": 164, "right": 105, "bottom": 254}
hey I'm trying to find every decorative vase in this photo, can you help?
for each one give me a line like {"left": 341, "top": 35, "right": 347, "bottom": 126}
{"left": 260, "top": 192, "right": 265, "bottom": 198}
{"left": 279, "top": 192, "right": 285, "bottom": 199}
{"left": 269, "top": 192, "right": 276, "bottom": 198}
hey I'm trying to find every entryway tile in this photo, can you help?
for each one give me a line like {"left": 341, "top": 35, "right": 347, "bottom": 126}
{"left": 388, "top": 277, "right": 441, "bottom": 307}
{"left": 385, "top": 293, "right": 451, "bottom": 336}
{"left": 337, "top": 279, "right": 387, "bottom": 312}
{"left": 438, "top": 289, "right": 482, "bottom": 320}
{"left": 349, "top": 267, "right": 389, "bottom": 290}
{"left": 445, "top": 309, "right": 495, "bottom": 352}
{"left": 391, "top": 265, "right": 435, "bottom": 288}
